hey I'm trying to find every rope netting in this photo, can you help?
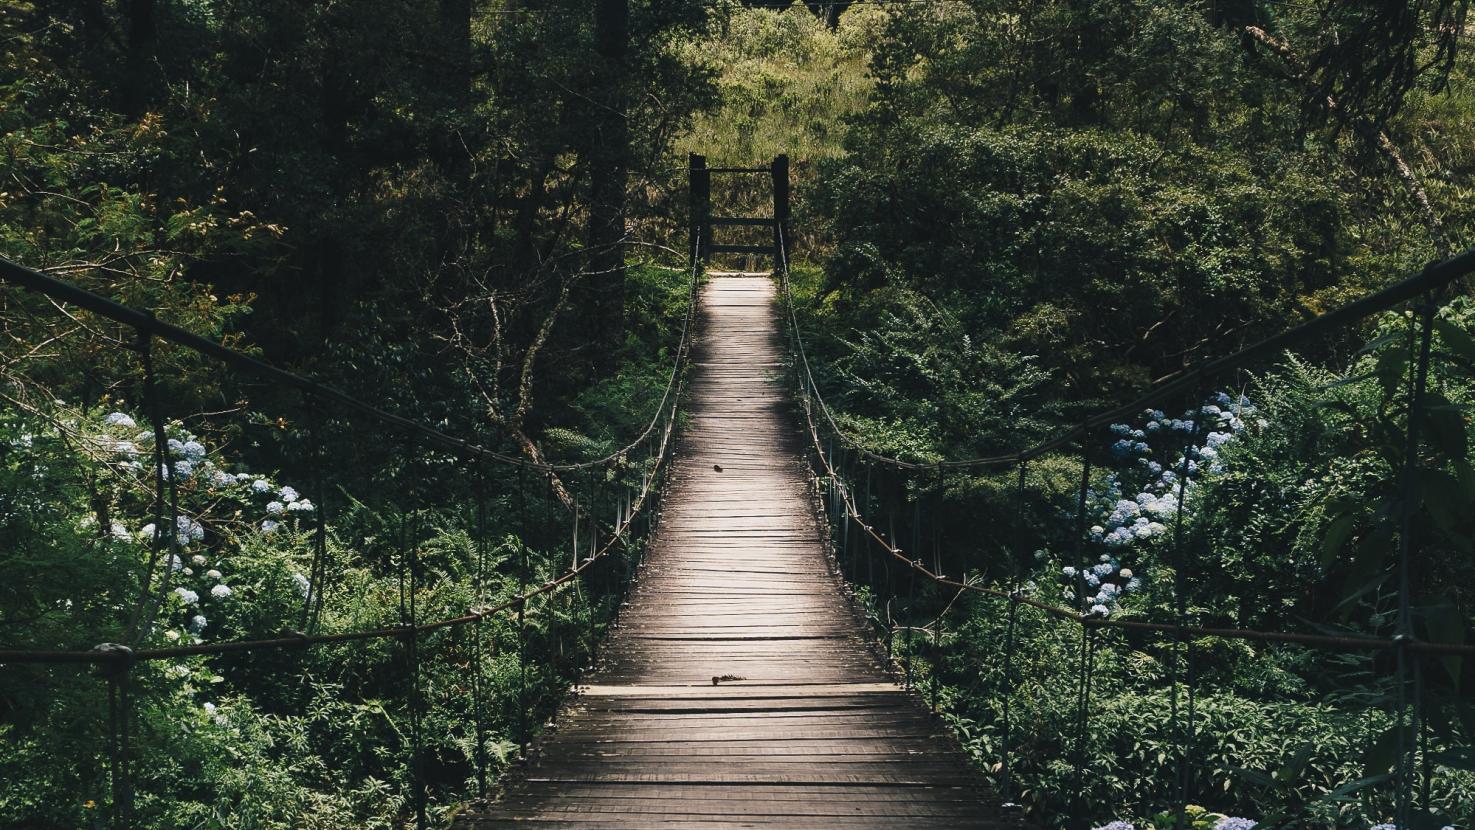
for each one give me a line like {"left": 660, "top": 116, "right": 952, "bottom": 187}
{"left": 775, "top": 223, "right": 1475, "bottom": 827}
{"left": 0, "top": 242, "right": 702, "bottom": 828}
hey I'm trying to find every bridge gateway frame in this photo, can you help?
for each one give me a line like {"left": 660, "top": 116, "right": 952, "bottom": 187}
{"left": 688, "top": 152, "right": 790, "bottom": 267}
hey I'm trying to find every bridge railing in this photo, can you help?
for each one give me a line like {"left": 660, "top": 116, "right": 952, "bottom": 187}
{"left": 774, "top": 223, "right": 1475, "bottom": 829}
{"left": 0, "top": 241, "right": 702, "bottom": 829}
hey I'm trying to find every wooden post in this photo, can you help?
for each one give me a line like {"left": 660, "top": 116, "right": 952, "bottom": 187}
{"left": 771, "top": 154, "right": 790, "bottom": 267}
{"left": 689, "top": 153, "right": 710, "bottom": 266}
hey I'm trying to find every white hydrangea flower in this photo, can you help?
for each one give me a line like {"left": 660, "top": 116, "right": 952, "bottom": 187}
{"left": 251, "top": 479, "right": 272, "bottom": 493}
{"left": 291, "top": 572, "right": 311, "bottom": 598}
{"left": 279, "top": 486, "right": 299, "bottom": 502}
{"left": 205, "top": 569, "right": 222, "bottom": 579}
{"left": 174, "top": 587, "right": 199, "bottom": 605}
{"left": 210, "top": 584, "right": 232, "bottom": 599}
{"left": 105, "top": 412, "right": 137, "bottom": 428}
{"left": 265, "top": 501, "right": 285, "bottom": 515}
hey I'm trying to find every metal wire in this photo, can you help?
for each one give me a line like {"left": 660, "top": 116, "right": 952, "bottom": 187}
{"left": 773, "top": 229, "right": 1475, "bottom": 659}
{"left": 773, "top": 242, "right": 1475, "bottom": 472}
{"left": 0, "top": 253, "right": 699, "bottom": 474}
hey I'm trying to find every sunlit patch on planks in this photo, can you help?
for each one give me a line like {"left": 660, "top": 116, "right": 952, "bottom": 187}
{"left": 455, "top": 274, "right": 1009, "bottom": 829}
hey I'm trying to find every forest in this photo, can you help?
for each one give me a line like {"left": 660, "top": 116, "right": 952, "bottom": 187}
{"left": 1, "top": 1, "right": 1474, "bottom": 828}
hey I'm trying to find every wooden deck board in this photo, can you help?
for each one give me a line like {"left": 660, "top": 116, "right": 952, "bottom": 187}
{"left": 454, "top": 274, "right": 1008, "bottom": 829}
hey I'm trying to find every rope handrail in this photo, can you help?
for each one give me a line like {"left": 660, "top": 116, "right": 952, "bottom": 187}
{"left": 0, "top": 247, "right": 699, "bottom": 666}
{"left": 0, "top": 253, "right": 698, "bottom": 473}
{"left": 775, "top": 227, "right": 1475, "bottom": 658}
{"left": 776, "top": 237, "right": 1475, "bottom": 470}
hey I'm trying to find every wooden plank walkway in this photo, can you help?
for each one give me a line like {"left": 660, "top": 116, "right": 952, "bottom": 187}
{"left": 455, "top": 274, "right": 1006, "bottom": 829}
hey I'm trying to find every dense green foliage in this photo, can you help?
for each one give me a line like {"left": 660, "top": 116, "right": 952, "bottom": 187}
{"left": 1, "top": 0, "right": 711, "bottom": 826}
{"left": 786, "top": 2, "right": 1475, "bottom": 828}
{"left": 4, "top": 0, "right": 1475, "bottom": 828}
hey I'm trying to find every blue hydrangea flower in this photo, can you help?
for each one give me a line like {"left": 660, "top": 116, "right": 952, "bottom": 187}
{"left": 1091, "top": 821, "right": 1134, "bottom": 830}
{"left": 174, "top": 587, "right": 199, "bottom": 605}
{"left": 189, "top": 614, "right": 208, "bottom": 633}
{"left": 104, "top": 412, "right": 137, "bottom": 428}
{"left": 265, "top": 501, "right": 285, "bottom": 515}
{"left": 1214, "top": 819, "right": 1257, "bottom": 830}
{"left": 176, "top": 516, "right": 204, "bottom": 545}
{"left": 279, "top": 486, "right": 299, "bottom": 502}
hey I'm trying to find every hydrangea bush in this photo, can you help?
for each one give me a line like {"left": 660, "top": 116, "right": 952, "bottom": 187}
{"left": 1058, "top": 393, "right": 1258, "bottom": 616}
{"left": 92, "top": 408, "right": 318, "bottom": 641}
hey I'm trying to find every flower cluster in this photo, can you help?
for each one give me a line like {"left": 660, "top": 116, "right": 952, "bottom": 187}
{"left": 1091, "top": 822, "right": 1135, "bottom": 830}
{"left": 98, "top": 411, "right": 315, "bottom": 538}
{"left": 94, "top": 409, "right": 318, "bottom": 643}
{"left": 1215, "top": 819, "right": 1258, "bottom": 830}
{"left": 1060, "top": 394, "right": 1256, "bottom": 615}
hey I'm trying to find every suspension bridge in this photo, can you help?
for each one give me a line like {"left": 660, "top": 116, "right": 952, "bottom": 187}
{"left": 455, "top": 271, "right": 1001, "bottom": 828}
{"left": 2, "top": 153, "right": 1474, "bottom": 829}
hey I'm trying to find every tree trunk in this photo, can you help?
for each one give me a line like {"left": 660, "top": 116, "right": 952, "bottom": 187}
{"left": 587, "top": 0, "right": 629, "bottom": 370}
{"left": 122, "top": 0, "right": 156, "bottom": 114}
{"left": 439, "top": 0, "right": 472, "bottom": 101}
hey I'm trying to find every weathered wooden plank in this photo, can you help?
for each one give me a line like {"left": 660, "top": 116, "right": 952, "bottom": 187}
{"left": 453, "top": 275, "right": 1004, "bottom": 829}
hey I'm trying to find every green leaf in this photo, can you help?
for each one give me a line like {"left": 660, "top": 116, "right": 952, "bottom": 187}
{"left": 1363, "top": 725, "right": 1402, "bottom": 778}
{"left": 1422, "top": 602, "right": 1466, "bottom": 690}
{"left": 1421, "top": 392, "right": 1468, "bottom": 460}
{"left": 1434, "top": 317, "right": 1475, "bottom": 368}
{"left": 1275, "top": 741, "right": 1315, "bottom": 782}
{"left": 1374, "top": 345, "right": 1411, "bottom": 400}
{"left": 1356, "top": 331, "right": 1404, "bottom": 357}
{"left": 1321, "top": 513, "right": 1357, "bottom": 566}
{"left": 1418, "top": 468, "right": 1471, "bottom": 545}
{"left": 1429, "top": 746, "right": 1475, "bottom": 771}
{"left": 1323, "top": 773, "right": 1391, "bottom": 801}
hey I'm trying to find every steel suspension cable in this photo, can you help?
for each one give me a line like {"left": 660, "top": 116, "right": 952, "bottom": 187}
{"left": 0, "top": 252, "right": 699, "bottom": 474}
{"left": 772, "top": 228, "right": 1475, "bottom": 661}
{"left": 772, "top": 233, "right": 1475, "bottom": 472}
